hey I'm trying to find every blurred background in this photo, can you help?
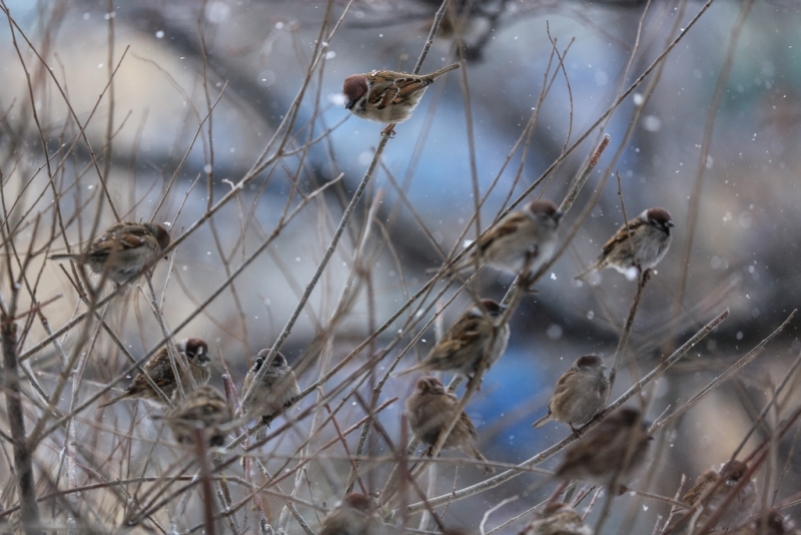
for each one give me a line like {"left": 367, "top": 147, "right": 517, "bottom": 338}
{"left": 1, "top": 0, "right": 800, "bottom": 533}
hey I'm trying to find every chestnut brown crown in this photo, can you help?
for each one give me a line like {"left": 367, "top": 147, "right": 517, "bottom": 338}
{"left": 253, "top": 349, "right": 288, "bottom": 371}
{"left": 645, "top": 207, "right": 674, "bottom": 232}
{"left": 342, "top": 74, "right": 368, "bottom": 110}
{"left": 415, "top": 376, "right": 447, "bottom": 395}
{"left": 575, "top": 354, "right": 604, "bottom": 370}
{"left": 720, "top": 459, "right": 748, "bottom": 482}
{"left": 341, "top": 492, "right": 371, "bottom": 512}
{"left": 467, "top": 299, "right": 506, "bottom": 319}
{"left": 183, "top": 338, "right": 210, "bottom": 363}
{"left": 144, "top": 222, "right": 171, "bottom": 252}
{"left": 526, "top": 199, "right": 563, "bottom": 220}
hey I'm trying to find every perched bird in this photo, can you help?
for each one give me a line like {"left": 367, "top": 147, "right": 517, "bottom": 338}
{"left": 158, "top": 385, "right": 234, "bottom": 447}
{"left": 405, "top": 376, "right": 494, "bottom": 474}
{"left": 449, "top": 199, "right": 563, "bottom": 277}
{"left": 343, "top": 63, "right": 459, "bottom": 127}
{"left": 532, "top": 355, "right": 610, "bottom": 436}
{"left": 554, "top": 407, "right": 651, "bottom": 494}
{"left": 241, "top": 349, "right": 301, "bottom": 426}
{"left": 520, "top": 502, "right": 592, "bottom": 535}
{"left": 395, "top": 299, "right": 509, "bottom": 386}
{"left": 100, "top": 338, "right": 211, "bottom": 408}
{"left": 680, "top": 460, "right": 757, "bottom": 532}
{"left": 51, "top": 221, "right": 171, "bottom": 284}
{"left": 576, "top": 207, "right": 673, "bottom": 281}
{"left": 319, "top": 493, "right": 384, "bottom": 535}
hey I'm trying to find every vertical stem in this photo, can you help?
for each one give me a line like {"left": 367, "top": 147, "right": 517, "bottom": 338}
{"left": 195, "top": 429, "right": 217, "bottom": 535}
{"left": 2, "top": 317, "right": 41, "bottom": 535}
{"left": 608, "top": 272, "right": 649, "bottom": 391}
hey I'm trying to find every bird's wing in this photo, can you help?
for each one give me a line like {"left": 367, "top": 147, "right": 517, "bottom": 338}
{"left": 600, "top": 218, "right": 646, "bottom": 257}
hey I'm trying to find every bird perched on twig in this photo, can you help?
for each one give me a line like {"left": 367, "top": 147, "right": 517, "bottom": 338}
{"left": 343, "top": 63, "right": 459, "bottom": 131}
{"left": 532, "top": 355, "right": 610, "bottom": 436}
{"left": 395, "top": 299, "right": 509, "bottom": 388}
{"left": 553, "top": 407, "right": 651, "bottom": 494}
{"left": 319, "top": 493, "right": 385, "bottom": 535}
{"left": 405, "top": 376, "right": 494, "bottom": 474}
{"left": 448, "top": 199, "right": 563, "bottom": 278}
{"left": 575, "top": 207, "right": 673, "bottom": 282}
{"left": 157, "top": 385, "right": 233, "bottom": 447}
{"left": 51, "top": 221, "right": 171, "bottom": 284}
{"left": 241, "top": 349, "right": 301, "bottom": 427}
{"left": 100, "top": 338, "right": 211, "bottom": 408}
{"left": 520, "top": 502, "right": 592, "bottom": 535}
{"left": 679, "top": 459, "right": 756, "bottom": 532}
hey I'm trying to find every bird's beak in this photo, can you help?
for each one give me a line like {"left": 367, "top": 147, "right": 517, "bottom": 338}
{"left": 344, "top": 99, "right": 354, "bottom": 110}
{"left": 198, "top": 351, "right": 211, "bottom": 363}
{"left": 555, "top": 210, "right": 564, "bottom": 221}
{"left": 667, "top": 221, "right": 675, "bottom": 227}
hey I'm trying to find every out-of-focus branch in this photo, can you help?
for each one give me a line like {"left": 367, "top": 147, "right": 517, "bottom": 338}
{"left": 2, "top": 315, "right": 41, "bottom": 534}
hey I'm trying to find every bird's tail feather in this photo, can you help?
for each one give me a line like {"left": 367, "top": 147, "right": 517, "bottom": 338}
{"left": 468, "top": 446, "right": 495, "bottom": 474}
{"left": 393, "top": 362, "right": 428, "bottom": 378}
{"left": 49, "top": 253, "right": 79, "bottom": 261}
{"left": 574, "top": 260, "right": 600, "bottom": 281}
{"left": 98, "top": 393, "right": 129, "bottom": 408}
{"left": 428, "top": 63, "right": 460, "bottom": 79}
{"left": 531, "top": 413, "right": 551, "bottom": 428}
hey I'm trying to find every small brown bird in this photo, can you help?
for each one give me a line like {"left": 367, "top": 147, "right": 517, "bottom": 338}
{"left": 395, "top": 299, "right": 509, "bottom": 386}
{"left": 100, "top": 338, "right": 211, "bottom": 408}
{"left": 319, "top": 493, "right": 384, "bottom": 535}
{"left": 554, "top": 407, "right": 651, "bottom": 494}
{"left": 680, "top": 460, "right": 757, "bottom": 531}
{"left": 343, "top": 63, "right": 459, "bottom": 125}
{"left": 241, "top": 349, "right": 301, "bottom": 426}
{"left": 450, "top": 199, "right": 563, "bottom": 277}
{"left": 405, "top": 376, "right": 494, "bottom": 474}
{"left": 576, "top": 207, "right": 673, "bottom": 281}
{"left": 158, "top": 385, "right": 234, "bottom": 447}
{"left": 51, "top": 221, "right": 171, "bottom": 284}
{"left": 520, "top": 502, "right": 592, "bottom": 535}
{"left": 532, "top": 355, "right": 610, "bottom": 436}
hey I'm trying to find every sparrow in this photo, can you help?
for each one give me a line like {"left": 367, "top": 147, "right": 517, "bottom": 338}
{"left": 158, "top": 385, "right": 234, "bottom": 447}
{"left": 405, "top": 376, "right": 494, "bottom": 474}
{"left": 100, "top": 338, "right": 211, "bottom": 408}
{"left": 319, "top": 493, "right": 384, "bottom": 535}
{"left": 51, "top": 221, "right": 171, "bottom": 284}
{"left": 575, "top": 207, "right": 673, "bottom": 281}
{"left": 680, "top": 459, "right": 757, "bottom": 532}
{"left": 520, "top": 502, "right": 592, "bottom": 535}
{"left": 554, "top": 407, "right": 651, "bottom": 494}
{"left": 343, "top": 63, "right": 459, "bottom": 125}
{"left": 449, "top": 199, "right": 563, "bottom": 277}
{"left": 241, "top": 349, "right": 301, "bottom": 426}
{"left": 395, "top": 299, "right": 509, "bottom": 386}
{"left": 531, "top": 355, "right": 610, "bottom": 436}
